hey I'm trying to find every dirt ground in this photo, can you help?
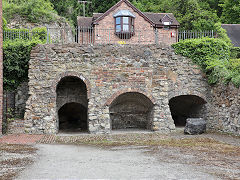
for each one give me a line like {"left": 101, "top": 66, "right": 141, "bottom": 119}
{"left": 0, "top": 130, "right": 239, "bottom": 180}
{"left": 0, "top": 144, "right": 37, "bottom": 180}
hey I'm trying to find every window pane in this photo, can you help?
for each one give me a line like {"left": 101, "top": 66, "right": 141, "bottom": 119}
{"left": 116, "top": 17, "right": 121, "bottom": 24}
{"left": 116, "top": 25, "right": 121, "bottom": 32}
{"left": 123, "top": 25, "right": 129, "bottom": 31}
{"left": 123, "top": 17, "right": 129, "bottom": 24}
{"left": 131, "top": 25, "right": 134, "bottom": 32}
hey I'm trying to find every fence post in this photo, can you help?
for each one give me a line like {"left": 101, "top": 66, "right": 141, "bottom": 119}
{"left": 154, "top": 28, "right": 159, "bottom": 45}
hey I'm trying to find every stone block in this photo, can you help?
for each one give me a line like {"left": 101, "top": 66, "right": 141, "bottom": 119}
{"left": 184, "top": 118, "right": 206, "bottom": 135}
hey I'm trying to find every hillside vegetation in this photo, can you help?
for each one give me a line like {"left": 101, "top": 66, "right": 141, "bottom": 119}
{"left": 50, "top": 0, "right": 240, "bottom": 30}
{"left": 3, "top": 0, "right": 65, "bottom": 24}
{"left": 3, "top": 0, "right": 240, "bottom": 30}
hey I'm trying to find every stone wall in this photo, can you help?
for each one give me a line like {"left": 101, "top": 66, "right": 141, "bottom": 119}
{"left": 207, "top": 84, "right": 240, "bottom": 135}
{"left": 0, "top": 0, "right": 3, "bottom": 135}
{"left": 109, "top": 92, "right": 154, "bottom": 129}
{"left": 2, "top": 82, "right": 28, "bottom": 134}
{"left": 15, "top": 82, "right": 29, "bottom": 118}
{"left": 25, "top": 44, "right": 212, "bottom": 134}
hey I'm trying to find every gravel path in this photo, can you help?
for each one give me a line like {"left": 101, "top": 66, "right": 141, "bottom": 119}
{"left": 15, "top": 144, "right": 218, "bottom": 180}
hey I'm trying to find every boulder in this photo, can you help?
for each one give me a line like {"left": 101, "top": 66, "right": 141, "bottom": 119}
{"left": 184, "top": 118, "right": 206, "bottom": 135}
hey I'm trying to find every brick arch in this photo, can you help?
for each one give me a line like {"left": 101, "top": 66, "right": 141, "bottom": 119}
{"left": 53, "top": 71, "right": 91, "bottom": 98}
{"left": 168, "top": 92, "right": 207, "bottom": 103}
{"left": 105, "top": 88, "right": 156, "bottom": 106}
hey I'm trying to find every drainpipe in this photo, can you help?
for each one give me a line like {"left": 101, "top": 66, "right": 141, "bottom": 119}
{"left": 0, "top": 0, "right": 3, "bottom": 135}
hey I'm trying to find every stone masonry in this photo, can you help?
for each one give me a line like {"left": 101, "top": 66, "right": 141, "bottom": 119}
{"left": 0, "top": 0, "right": 3, "bottom": 135}
{"left": 207, "top": 84, "right": 240, "bottom": 135}
{"left": 25, "top": 44, "right": 213, "bottom": 134}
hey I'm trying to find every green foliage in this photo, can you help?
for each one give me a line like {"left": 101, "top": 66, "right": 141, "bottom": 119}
{"left": 50, "top": 0, "right": 91, "bottom": 26}
{"left": 220, "top": 0, "right": 240, "bottom": 24}
{"left": 132, "top": 0, "right": 219, "bottom": 30}
{"left": 2, "top": 17, "right": 7, "bottom": 30}
{"left": 3, "top": 0, "right": 57, "bottom": 23}
{"left": 172, "top": 37, "right": 240, "bottom": 87}
{"left": 3, "top": 27, "right": 48, "bottom": 90}
{"left": 230, "top": 47, "right": 240, "bottom": 59}
{"left": 47, "top": 0, "right": 239, "bottom": 31}
{"left": 32, "top": 27, "right": 48, "bottom": 43}
{"left": 3, "top": 39, "right": 37, "bottom": 90}
{"left": 172, "top": 37, "right": 230, "bottom": 70}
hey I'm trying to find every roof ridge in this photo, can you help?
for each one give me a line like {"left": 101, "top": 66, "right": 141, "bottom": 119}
{"left": 93, "top": 0, "right": 154, "bottom": 26}
{"left": 144, "top": 12, "right": 173, "bottom": 14}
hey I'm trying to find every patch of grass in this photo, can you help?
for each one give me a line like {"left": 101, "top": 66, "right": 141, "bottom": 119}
{"left": 52, "top": 133, "right": 240, "bottom": 155}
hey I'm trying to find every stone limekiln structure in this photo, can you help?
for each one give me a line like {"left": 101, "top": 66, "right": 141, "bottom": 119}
{"left": 24, "top": 44, "right": 240, "bottom": 135}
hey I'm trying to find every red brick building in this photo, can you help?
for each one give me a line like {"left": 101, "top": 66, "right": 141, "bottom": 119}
{"left": 77, "top": 0, "right": 180, "bottom": 45}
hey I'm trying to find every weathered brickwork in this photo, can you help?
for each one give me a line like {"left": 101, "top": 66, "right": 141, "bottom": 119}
{"left": 0, "top": 0, "right": 3, "bottom": 135}
{"left": 24, "top": 44, "right": 216, "bottom": 134}
{"left": 206, "top": 84, "right": 240, "bottom": 135}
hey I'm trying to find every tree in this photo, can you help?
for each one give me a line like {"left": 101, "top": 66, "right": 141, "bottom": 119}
{"left": 156, "top": 0, "right": 219, "bottom": 30}
{"left": 220, "top": 0, "right": 240, "bottom": 24}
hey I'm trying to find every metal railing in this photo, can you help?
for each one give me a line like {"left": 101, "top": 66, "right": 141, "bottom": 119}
{"left": 3, "top": 29, "right": 48, "bottom": 42}
{"left": 178, "top": 30, "right": 215, "bottom": 41}
{"left": 45, "top": 26, "right": 177, "bottom": 45}
{"left": 3, "top": 27, "right": 216, "bottom": 45}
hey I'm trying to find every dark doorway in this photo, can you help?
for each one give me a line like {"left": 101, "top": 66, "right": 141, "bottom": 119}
{"left": 109, "top": 92, "right": 154, "bottom": 130}
{"left": 58, "top": 102, "right": 87, "bottom": 132}
{"left": 56, "top": 76, "right": 88, "bottom": 132}
{"left": 169, "top": 95, "right": 206, "bottom": 127}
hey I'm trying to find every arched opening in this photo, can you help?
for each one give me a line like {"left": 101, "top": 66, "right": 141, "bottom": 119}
{"left": 109, "top": 92, "right": 154, "bottom": 130}
{"left": 56, "top": 76, "right": 88, "bottom": 132}
{"left": 58, "top": 103, "right": 87, "bottom": 131}
{"left": 169, "top": 95, "right": 206, "bottom": 127}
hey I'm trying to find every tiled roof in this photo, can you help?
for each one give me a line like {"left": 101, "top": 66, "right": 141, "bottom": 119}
{"left": 92, "top": 13, "right": 103, "bottom": 21}
{"left": 143, "top": 12, "right": 180, "bottom": 26}
{"left": 77, "top": 17, "right": 93, "bottom": 27}
{"left": 77, "top": 0, "right": 180, "bottom": 28}
{"left": 221, "top": 24, "right": 240, "bottom": 47}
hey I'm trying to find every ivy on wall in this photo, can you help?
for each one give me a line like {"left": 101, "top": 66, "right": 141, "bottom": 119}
{"left": 3, "top": 27, "right": 48, "bottom": 90}
{"left": 172, "top": 37, "right": 240, "bottom": 87}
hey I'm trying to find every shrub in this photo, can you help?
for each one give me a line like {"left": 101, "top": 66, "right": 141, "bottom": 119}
{"left": 230, "top": 47, "right": 240, "bottom": 59}
{"left": 3, "top": 26, "right": 48, "bottom": 90}
{"left": 172, "top": 37, "right": 230, "bottom": 71}
{"left": 172, "top": 37, "right": 240, "bottom": 87}
{"left": 3, "top": 0, "right": 57, "bottom": 23}
{"left": 3, "top": 39, "right": 38, "bottom": 90}
{"left": 2, "top": 17, "right": 7, "bottom": 30}
{"left": 32, "top": 27, "right": 48, "bottom": 43}
{"left": 214, "top": 22, "right": 232, "bottom": 46}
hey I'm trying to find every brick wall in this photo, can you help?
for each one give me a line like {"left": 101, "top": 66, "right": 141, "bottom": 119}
{"left": 94, "top": 2, "right": 177, "bottom": 45}
{"left": 0, "top": 0, "right": 3, "bottom": 135}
